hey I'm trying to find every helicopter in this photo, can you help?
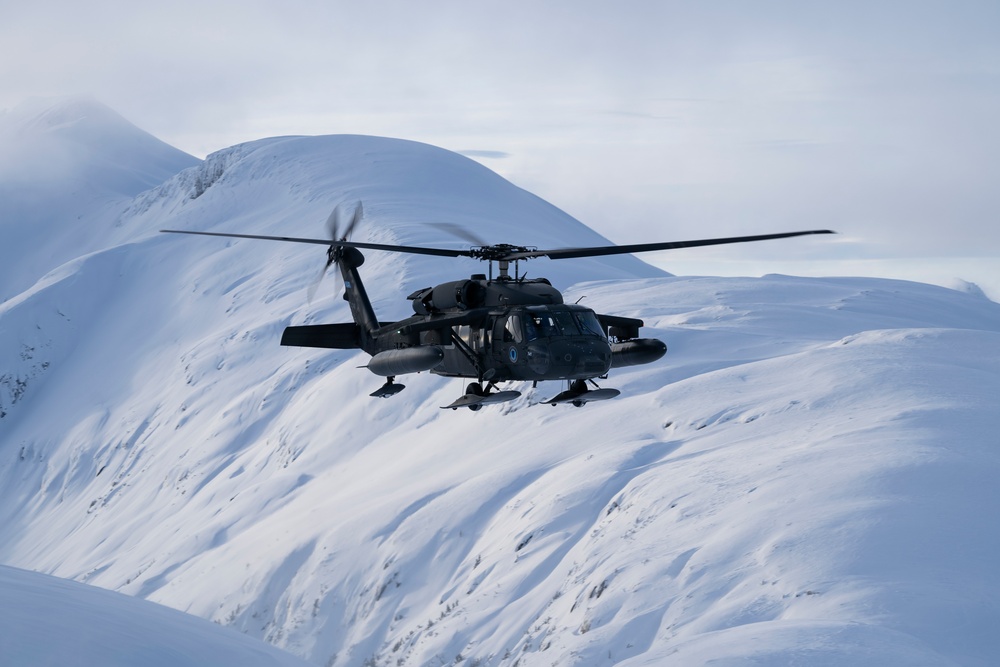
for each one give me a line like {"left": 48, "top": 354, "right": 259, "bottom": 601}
{"left": 162, "top": 203, "right": 834, "bottom": 410}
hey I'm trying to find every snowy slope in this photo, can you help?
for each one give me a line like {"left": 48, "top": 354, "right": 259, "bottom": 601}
{"left": 2, "top": 99, "right": 999, "bottom": 666}
{"left": 0, "top": 564, "right": 314, "bottom": 667}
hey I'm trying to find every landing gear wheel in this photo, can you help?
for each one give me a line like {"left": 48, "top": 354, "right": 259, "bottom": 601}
{"left": 441, "top": 385, "right": 521, "bottom": 411}
{"left": 466, "top": 382, "right": 484, "bottom": 411}
{"left": 542, "top": 379, "right": 621, "bottom": 407}
{"left": 370, "top": 377, "right": 405, "bottom": 398}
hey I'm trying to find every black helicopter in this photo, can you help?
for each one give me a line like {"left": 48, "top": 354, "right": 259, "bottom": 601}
{"left": 162, "top": 204, "right": 833, "bottom": 410}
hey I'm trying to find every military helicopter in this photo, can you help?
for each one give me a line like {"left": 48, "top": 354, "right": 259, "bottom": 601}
{"left": 162, "top": 203, "right": 833, "bottom": 410}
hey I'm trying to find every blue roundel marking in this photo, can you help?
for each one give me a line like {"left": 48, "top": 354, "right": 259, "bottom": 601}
{"left": 509, "top": 347, "right": 518, "bottom": 363}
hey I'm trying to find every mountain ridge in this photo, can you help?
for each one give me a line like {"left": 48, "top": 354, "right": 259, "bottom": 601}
{"left": 1, "top": 98, "right": 998, "bottom": 666}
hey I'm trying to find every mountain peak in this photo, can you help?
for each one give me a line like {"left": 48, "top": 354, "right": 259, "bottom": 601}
{"left": 5, "top": 94, "right": 125, "bottom": 134}
{"left": 0, "top": 97, "right": 200, "bottom": 300}
{"left": 0, "top": 95, "right": 198, "bottom": 196}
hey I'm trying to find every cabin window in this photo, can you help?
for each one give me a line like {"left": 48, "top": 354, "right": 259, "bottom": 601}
{"left": 455, "top": 324, "right": 477, "bottom": 349}
{"left": 503, "top": 315, "right": 523, "bottom": 343}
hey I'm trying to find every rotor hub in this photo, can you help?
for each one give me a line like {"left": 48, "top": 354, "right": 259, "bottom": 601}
{"left": 469, "top": 244, "right": 537, "bottom": 262}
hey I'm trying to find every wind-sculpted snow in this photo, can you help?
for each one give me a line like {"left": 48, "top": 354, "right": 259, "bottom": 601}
{"left": 2, "top": 98, "right": 999, "bottom": 666}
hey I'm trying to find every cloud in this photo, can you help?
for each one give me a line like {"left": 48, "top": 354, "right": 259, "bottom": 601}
{"left": 457, "top": 150, "right": 510, "bottom": 160}
{"left": 2, "top": 1, "right": 998, "bottom": 260}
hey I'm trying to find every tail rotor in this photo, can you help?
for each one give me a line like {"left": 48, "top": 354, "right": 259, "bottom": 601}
{"left": 308, "top": 201, "right": 363, "bottom": 302}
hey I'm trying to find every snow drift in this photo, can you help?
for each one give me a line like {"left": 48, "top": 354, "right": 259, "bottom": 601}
{"left": 0, "top": 564, "right": 312, "bottom": 667}
{"left": 2, "top": 97, "right": 999, "bottom": 666}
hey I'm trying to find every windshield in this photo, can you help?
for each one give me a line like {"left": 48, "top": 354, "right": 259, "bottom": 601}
{"left": 572, "top": 309, "right": 605, "bottom": 337}
{"left": 522, "top": 307, "right": 606, "bottom": 340}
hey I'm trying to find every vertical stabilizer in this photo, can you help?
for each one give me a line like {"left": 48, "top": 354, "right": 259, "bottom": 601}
{"left": 336, "top": 247, "right": 379, "bottom": 354}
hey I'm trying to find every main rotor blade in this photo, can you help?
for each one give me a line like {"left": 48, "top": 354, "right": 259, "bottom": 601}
{"left": 526, "top": 229, "right": 837, "bottom": 261}
{"left": 429, "top": 222, "right": 489, "bottom": 247}
{"left": 160, "top": 228, "right": 836, "bottom": 262}
{"left": 159, "top": 229, "right": 472, "bottom": 258}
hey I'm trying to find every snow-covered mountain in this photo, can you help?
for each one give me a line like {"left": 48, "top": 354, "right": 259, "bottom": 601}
{"left": 0, "top": 96, "right": 200, "bottom": 301}
{"left": 2, "top": 97, "right": 999, "bottom": 666}
{"left": 0, "top": 563, "right": 313, "bottom": 667}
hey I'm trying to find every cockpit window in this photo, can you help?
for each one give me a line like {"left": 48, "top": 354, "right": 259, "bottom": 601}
{"left": 522, "top": 307, "right": 606, "bottom": 340}
{"left": 552, "top": 310, "right": 579, "bottom": 335}
{"left": 524, "top": 313, "right": 557, "bottom": 340}
{"left": 573, "top": 310, "right": 605, "bottom": 337}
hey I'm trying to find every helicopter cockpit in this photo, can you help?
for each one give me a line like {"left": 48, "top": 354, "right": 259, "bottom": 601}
{"left": 495, "top": 305, "right": 612, "bottom": 381}
{"left": 501, "top": 305, "right": 607, "bottom": 343}
{"left": 523, "top": 306, "right": 606, "bottom": 340}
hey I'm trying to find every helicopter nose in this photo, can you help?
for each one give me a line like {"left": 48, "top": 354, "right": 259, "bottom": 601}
{"left": 546, "top": 338, "right": 612, "bottom": 377}
{"left": 526, "top": 342, "right": 550, "bottom": 374}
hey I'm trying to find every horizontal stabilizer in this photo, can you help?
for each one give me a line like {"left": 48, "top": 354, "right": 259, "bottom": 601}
{"left": 281, "top": 323, "right": 361, "bottom": 349}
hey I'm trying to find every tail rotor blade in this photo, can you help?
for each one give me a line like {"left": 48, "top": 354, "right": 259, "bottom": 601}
{"left": 306, "top": 262, "right": 328, "bottom": 303}
{"left": 325, "top": 206, "right": 341, "bottom": 241}
{"left": 307, "top": 248, "right": 338, "bottom": 303}
{"left": 308, "top": 207, "right": 339, "bottom": 303}
{"left": 342, "top": 201, "right": 363, "bottom": 240}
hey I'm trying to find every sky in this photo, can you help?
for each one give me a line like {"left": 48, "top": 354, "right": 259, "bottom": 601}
{"left": 2, "top": 1, "right": 998, "bottom": 291}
